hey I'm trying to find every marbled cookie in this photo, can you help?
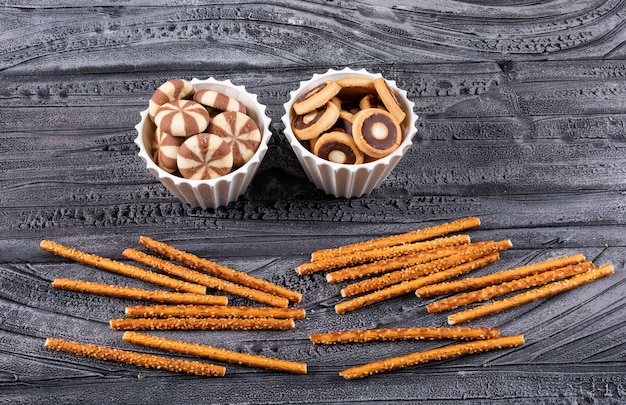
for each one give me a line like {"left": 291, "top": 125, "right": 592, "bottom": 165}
{"left": 292, "top": 100, "right": 340, "bottom": 140}
{"left": 207, "top": 111, "right": 262, "bottom": 168}
{"left": 177, "top": 133, "right": 234, "bottom": 180}
{"left": 373, "top": 77, "right": 406, "bottom": 123}
{"left": 293, "top": 80, "right": 341, "bottom": 115}
{"left": 152, "top": 127, "right": 184, "bottom": 173}
{"left": 314, "top": 131, "right": 364, "bottom": 165}
{"left": 148, "top": 79, "right": 195, "bottom": 120}
{"left": 352, "top": 108, "right": 402, "bottom": 159}
{"left": 154, "top": 100, "right": 210, "bottom": 138}
{"left": 194, "top": 90, "right": 246, "bottom": 114}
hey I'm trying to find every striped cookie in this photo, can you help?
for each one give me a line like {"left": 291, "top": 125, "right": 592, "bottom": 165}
{"left": 207, "top": 111, "right": 262, "bottom": 168}
{"left": 148, "top": 79, "right": 195, "bottom": 120}
{"left": 154, "top": 100, "right": 210, "bottom": 138}
{"left": 194, "top": 90, "right": 247, "bottom": 114}
{"left": 152, "top": 127, "right": 184, "bottom": 173}
{"left": 177, "top": 133, "right": 233, "bottom": 180}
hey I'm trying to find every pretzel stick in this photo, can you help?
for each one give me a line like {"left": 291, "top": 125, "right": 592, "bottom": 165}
{"left": 40, "top": 240, "right": 206, "bottom": 295}
{"left": 138, "top": 236, "right": 302, "bottom": 303}
{"left": 125, "top": 304, "right": 306, "bottom": 319}
{"left": 416, "top": 253, "right": 586, "bottom": 299}
{"left": 122, "top": 248, "right": 289, "bottom": 308}
{"left": 296, "top": 234, "right": 471, "bottom": 275}
{"left": 341, "top": 240, "right": 511, "bottom": 298}
{"left": 44, "top": 337, "right": 225, "bottom": 377}
{"left": 123, "top": 332, "right": 307, "bottom": 374}
{"left": 311, "top": 217, "right": 481, "bottom": 261}
{"left": 51, "top": 278, "right": 228, "bottom": 306}
{"left": 339, "top": 334, "right": 525, "bottom": 380}
{"left": 310, "top": 327, "right": 500, "bottom": 344}
{"left": 335, "top": 253, "right": 499, "bottom": 314}
{"left": 327, "top": 242, "right": 488, "bottom": 284}
{"left": 448, "top": 264, "right": 614, "bottom": 325}
{"left": 110, "top": 316, "right": 295, "bottom": 331}
{"left": 427, "top": 261, "right": 595, "bottom": 313}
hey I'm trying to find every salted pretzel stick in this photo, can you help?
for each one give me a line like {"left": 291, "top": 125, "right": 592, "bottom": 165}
{"left": 138, "top": 236, "right": 302, "bottom": 303}
{"left": 311, "top": 217, "right": 481, "bottom": 261}
{"left": 125, "top": 304, "right": 306, "bottom": 319}
{"left": 40, "top": 240, "right": 206, "bottom": 295}
{"left": 110, "top": 316, "right": 295, "bottom": 331}
{"left": 335, "top": 253, "right": 499, "bottom": 314}
{"left": 428, "top": 261, "right": 595, "bottom": 313}
{"left": 416, "top": 253, "right": 586, "bottom": 299}
{"left": 448, "top": 264, "right": 615, "bottom": 325}
{"left": 296, "top": 234, "right": 471, "bottom": 275}
{"left": 122, "top": 248, "right": 289, "bottom": 308}
{"left": 339, "top": 334, "right": 525, "bottom": 380}
{"left": 327, "top": 242, "right": 488, "bottom": 284}
{"left": 123, "top": 332, "right": 307, "bottom": 374}
{"left": 51, "top": 278, "right": 227, "bottom": 305}
{"left": 44, "top": 337, "right": 225, "bottom": 377}
{"left": 310, "top": 327, "right": 500, "bottom": 344}
{"left": 341, "top": 240, "right": 512, "bottom": 298}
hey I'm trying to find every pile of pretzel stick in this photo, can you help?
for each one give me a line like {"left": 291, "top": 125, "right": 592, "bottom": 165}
{"left": 295, "top": 216, "right": 615, "bottom": 378}
{"left": 40, "top": 236, "right": 307, "bottom": 377}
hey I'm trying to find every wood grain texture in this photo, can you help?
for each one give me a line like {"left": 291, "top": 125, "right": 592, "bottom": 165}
{"left": 1, "top": 1, "right": 626, "bottom": 403}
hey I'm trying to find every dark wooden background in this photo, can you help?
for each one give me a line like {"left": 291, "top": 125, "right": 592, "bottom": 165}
{"left": 2, "top": 1, "right": 626, "bottom": 403}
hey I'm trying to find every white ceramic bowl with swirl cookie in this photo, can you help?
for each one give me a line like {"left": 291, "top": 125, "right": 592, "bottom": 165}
{"left": 135, "top": 77, "right": 272, "bottom": 209}
{"left": 281, "top": 67, "right": 418, "bottom": 198}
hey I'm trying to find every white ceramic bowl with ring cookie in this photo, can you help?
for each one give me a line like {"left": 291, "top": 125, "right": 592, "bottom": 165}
{"left": 135, "top": 77, "right": 272, "bottom": 209}
{"left": 281, "top": 67, "right": 418, "bottom": 198}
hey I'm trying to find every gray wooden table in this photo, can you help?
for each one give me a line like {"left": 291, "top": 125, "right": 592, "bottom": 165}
{"left": 1, "top": 2, "right": 625, "bottom": 404}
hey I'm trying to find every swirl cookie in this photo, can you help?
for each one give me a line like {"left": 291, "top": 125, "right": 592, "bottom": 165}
{"left": 148, "top": 79, "right": 195, "bottom": 120}
{"left": 314, "top": 131, "right": 364, "bottom": 165}
{"left": 373, "top": 77, "right": 406, "bottom": 123}
{"left": 177, "top": 133, "right": 233, "bottom": 180}
{"left": 152, "top": 128, "right": 184, "bottom": 173}
{"left": 154, "top": 100, "right": 210, "bottom": 138}
{"left": 194, "top": 90, "right": 246, "bottom": 114}
{"left": 352, "top": 108, "right": 402, "bottom": 159}
{"left": 292, "top": 101, "right": 340, "bottom": 140}
{"left": 207, "top": 111, "right": 262, "bottom": 168}
{"left": 293, "top": 80, "right": 341, "bottom": 115}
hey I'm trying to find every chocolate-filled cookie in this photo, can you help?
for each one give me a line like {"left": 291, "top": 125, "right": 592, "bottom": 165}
{"left": 352, "top": 108, "right": 402, "bottom": 159}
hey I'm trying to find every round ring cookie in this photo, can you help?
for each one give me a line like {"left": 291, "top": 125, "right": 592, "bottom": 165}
{"left": 148, "top": 79, "right": 195, "bottom": 120}
{"left": 291, "top": 100, "right": 340, "bottom": 140}
{"left": 207, "top": 111, "right": 262, "bottom": 168}
{"left": 336, "top": 76, "right": 376, "bottom": 100}
{"left": 292, "top": 80, "right": 341, "bottom": 115}
{"left": 314, "top": 131, "right": 364, "bottom": 165}
{"left": 152, "top": 127, "right": 184, "bottom": 173}
{"left": 373, "top": 77, "right": 406, "bottom": 123}
{"left": 359, "top": 94, "right": 385, "bottom": 110}
{"left": 177, "top": 133, "right": 233, "bottom": 180}
{"left": 194, "top": 90, "right": 246, "bottom": 114}
{"left": 154, "top": 100, "right": 210, "bottom": 138}
{"left": 331, "top": 110, "right": 355, "bottom": 135}
{"left": 352, "top": 108, "right": 402, "bottom": 159}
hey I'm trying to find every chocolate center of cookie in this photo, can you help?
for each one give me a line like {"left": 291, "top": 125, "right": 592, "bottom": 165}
{"left": 318, "top": 143, "right": 357, "bottom": 164}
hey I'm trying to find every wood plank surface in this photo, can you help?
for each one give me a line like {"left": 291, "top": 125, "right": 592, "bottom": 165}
{"left": 1, "top": 1, "right": 625, "bottom": 403}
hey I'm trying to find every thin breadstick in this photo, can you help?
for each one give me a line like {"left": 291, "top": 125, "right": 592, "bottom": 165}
{"left": 51, "top": 278, "right": 228, "bottom": 306}
{"left": 123, "top": 332, "right": 307, "bottom": 374}
{"left": 311, "top": 217, "right": 481, "bottom": 261}
{"left": 40, "top": 240, "right": 206, "bottom": 295}
{"left": 122, "top": 248, "right": 289, "bottom": 308}
{"left": 335, "top": 253, "right": 499, "bottom": 314}
{"left": 110, "top": 316, "right": 295, "bottom": 331}
{"left": 427, "top": 261, "right": 594, "bottom": 313}
{"left": 341, "top": 240, "right": 511, "bottom": 297}
{"left": 310, "top": 327, "right": 500, "bottom": 344}
{"left": 327, "top": 242, "right": 487, "bottom": 284}
{"left": 416, "top": 253, "right": 586, "bottom": 299}
{"left": 448, "top": 264, "right": 615, "bottom": 325}
{"left": 296, "top": 234, "right": 471, "bottom": 275}
{"left": 125, "top": 304, "right": 306, "bottom": 319}
{"left": 138, "top": 236, "right": 302, "bottom": 303}
{"left": 339, "top": 334, "right": 525, "bottom": 380}
{"left": 44, "top": 337, "right": 225, "bottom": 377}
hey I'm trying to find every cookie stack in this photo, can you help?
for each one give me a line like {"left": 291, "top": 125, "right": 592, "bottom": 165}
{"left": 148, "top": 79, "right": 262, "bottom": 180}
{"left": 290, "top": 76, "right": 407, "bottom": 165}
